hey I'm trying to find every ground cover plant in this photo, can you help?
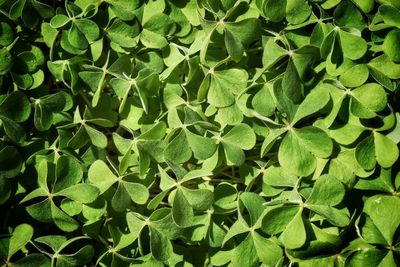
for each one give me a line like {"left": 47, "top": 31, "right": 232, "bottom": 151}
{"left": 0, "top": 0, "right": 400, "bottom": 266}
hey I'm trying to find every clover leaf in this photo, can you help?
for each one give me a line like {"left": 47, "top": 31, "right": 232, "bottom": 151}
{"left": 198, "top": 67, "right": 248, "bottom": 108}
{"left": 21, "top": 156, "right": 99, "bottom": 232}
{"left": 110, "top": 67, "right": 160, "bottom": 114}
{"left": 259, "top": 84, "right": 333, "bottom": 176}
{"left": 355, "top": 130, "right": 399, "bottom": 170}
{"left": 1, "top": 0, "right": 400, "bottom": 266}
{"left": 345, "top": 195, "right": 400, "bottom": 266}
{"left": 161, "top": 106, "right": 218, "bottom": 164}
{"left": 88, "top": 159, "right": 149, "bottom": 212}
{"left": 32, "top": 91, "right": 72, "bottom": 131}
{"left": 256, "top": 0, "right": 311, "bottom": 24}
{"left": 262, "top": 175, "right": 349, "bottom": 250}
{"left": 126, "top": 208, "right": 182, "bottom": 263}
{"left": 0, "top": 91, "right": 31, "bottom": 143}
{"left": 113, "top": 121, "right": 166, "bottom": 175}
{"left": 0, "top": 224, "right": 32, "bottom": 262}
{"left": 32, "top": 235, "right": 93, "bottom": 267}
{"left": 202, "top": 123, "right": 256, "bottom": 169}
{"left": 221, "top": 192, "right": 283, "bottom": 267}
{"left": 199, "top": 1, "right": 260, "bottom": 64}
{"left": 148, "top": 165, "right": 213, "bottom": 228}
{"left": 58, "top": 107, "right": 113, "bottom": 149}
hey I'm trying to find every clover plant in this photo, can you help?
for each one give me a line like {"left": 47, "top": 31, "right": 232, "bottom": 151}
{"left": 1, "top": 0, "right": 400, "bottom": 266}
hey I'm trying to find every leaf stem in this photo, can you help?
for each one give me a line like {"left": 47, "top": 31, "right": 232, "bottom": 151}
{"left": 212, "top": 56, "right": 232, "bottom": 70}
{"left": 6, "top": 36, "right": 20, "bottom": 52}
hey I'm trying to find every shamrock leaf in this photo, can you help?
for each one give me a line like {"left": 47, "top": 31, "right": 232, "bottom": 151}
{"left": 49, "top": 3, "right": 99, "bottom": 52}
{"left": 59, "top": 107, "right": 113, "bottom": 149}
{"left": 88, "top": 159, "right": 149, "bottom": 212}
{"left": 32, "top": 235, "right": 93, "bottom": 266}
{"left": 148, "top": 165, "right": 213, "bottom": 228}
{"left": 7, "top": 43, "right": 46, "bottom": 90}
{"left": 110, "top": 68, "right": 160, "bottom": 114}
{"left": 106, "top": 18, "right": 140, "bottom": 48}
{"left": 222, "top": 192, "right": 283, "bottom": 267}
{"left": 0, "top": 145, "right": 22, "bottom": 180}
{"left": 140, "top": 13, "right": 175, "bottom": 49}
{"left": 355, "top": 167, "right": 397, "bottom": 195}
{"left": 162, "top": 106, "right": 218, "bottom": 164}
{"left": 105, "top": 0, "right": 142, "bottom": 20}
{"left": 185, "top": 182, "right": 238, "bottom": 247}
{"left": 383, "top": 29, "right": 400, "bottom": 63}
{"left": 79, "top": 53, "right": 132, "bottom": 106}
{"left": 262, "top": 38, "right": 320, "bottom": 103}
{"left": 355, "top": 131, "right": 399, "bottom": 170}
{"left": 0, "top": 24, "right": 18, "bottom": 76}
{"left": 322, "top": 82, "right": 388, "bottom": 130}
{"left": 344, "top": 238, "right": 398, "bottom": 266}
{"left": 203, "top": 123, "right": 256, "bottom": 169}
{"left": 199, "top": 2, "right": 260, "bottom": 63}
{"left": 198, "top": 68, "right": 248, "bottom": 108}
{"left": 259, "top": 84, "right": 332, "bottom": 176}
{"left": 21, "top": 157, "right": 99, "bottom": 232}
{"left": 126, "top": 208, "right": 182, "bottom": 263}
{"left": 262, "top": 175, "right": 349, "bottom": 250}
{"left": 278, "top": 126, "right": 333, "bottom": 177}
{"left": 305, "top": 175, "right": 348, "bottom": 226}
{"left": 362, "top": 195, "right": 400, "bottom": 246}
{"left": 321, "top": 26, "right": 368, "bottom": 76}
{"left": 262, "top": 165, "right": 298, "bottom": 196}
{"left": 345, "top": 195, "right": 400, "bottom": 266}
{"left": 328, "top": 148, "right": 374, "bottom": 187}
{"left": 2, "top": 0, "right": 400, "bottom": 266}
{"left": 113, "top": 121, "right": 166, "bottom": 175}
{"left": 380, "top": 4, "right": 400, "bottom": 28}
{"left": 32, "top": 91, "right": 72, "bottom": 131}
{"left": 285, "top": 222, "right": 343, "bottom": 266}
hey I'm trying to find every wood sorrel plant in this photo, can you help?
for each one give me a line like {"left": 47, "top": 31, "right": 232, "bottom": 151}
{"left": 0, "top": 0, "right": 400, "bottom": 266}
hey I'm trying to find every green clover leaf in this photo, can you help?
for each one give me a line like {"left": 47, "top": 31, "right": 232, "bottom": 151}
{"left": 21, "top": 157, "right": 99, "bottom": 232}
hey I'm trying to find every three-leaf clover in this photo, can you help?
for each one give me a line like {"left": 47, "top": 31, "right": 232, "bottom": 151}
{"left": 21, "top": 156, "right": 99, "bottom": 232}
{"left": 260, "top": 84, "right": 333, "bottom": 176}
{"left": 58, "top": 107, "right": 113, "bottom": 149}
{"left": 31, "top": 235, "right": 94, "bottom": 267}
{"left": 31, "top": 91, "right": 73, "bottom": 131}
{"left": 126, "top": 208, "right": 182, "bottom": 263}
{"left": 149, "top": 165, "right": 213, "bottom": 228}
{"left": 262, "top": 175, "right": 349, "bottom": 249}
{"left": 222, "top": 192, "right": 283, "bottom": 267}
{"left": 88, "top": 159, "right": 149, "bottom": 212}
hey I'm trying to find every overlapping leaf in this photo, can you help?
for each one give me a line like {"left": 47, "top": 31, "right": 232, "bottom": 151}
{"left": 0, "top": 0, "right": 399, "bottom": 266}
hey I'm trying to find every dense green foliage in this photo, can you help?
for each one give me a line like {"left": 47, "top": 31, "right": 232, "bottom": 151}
{"left": 1, "top": 0, "right": 400, "bottom": 266}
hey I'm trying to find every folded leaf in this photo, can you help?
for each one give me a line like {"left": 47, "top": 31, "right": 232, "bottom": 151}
{"left": 374, "top": 132, "right": 399, "bottom": 168}
{"left": 306, "top": 175, "right": 345, "bottom": 206}
{"left": 172, "top": 189, "right": 193, "bottom": 227}
{"left": 88, "top": 160, "right": 117, "bottom": 194}
{"left": 364, "top": 195, "right": 400, "bottom": 245}
{"left": 280, "top": 208, "right": 306, "bottom": 249}
{"left": 56, "top": 184, "right": 99, "bottom": 203}
{"left": 8, "top": 224, "right": 34, "bottom": 258}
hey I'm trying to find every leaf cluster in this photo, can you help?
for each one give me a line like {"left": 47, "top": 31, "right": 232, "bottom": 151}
{"left": 1, "top": 0, "right": 400, "bottom": 266}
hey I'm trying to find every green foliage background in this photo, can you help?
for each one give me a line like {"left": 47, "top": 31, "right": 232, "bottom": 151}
{"left": 1, "top": 0, "right": 400, "bottom": 266}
